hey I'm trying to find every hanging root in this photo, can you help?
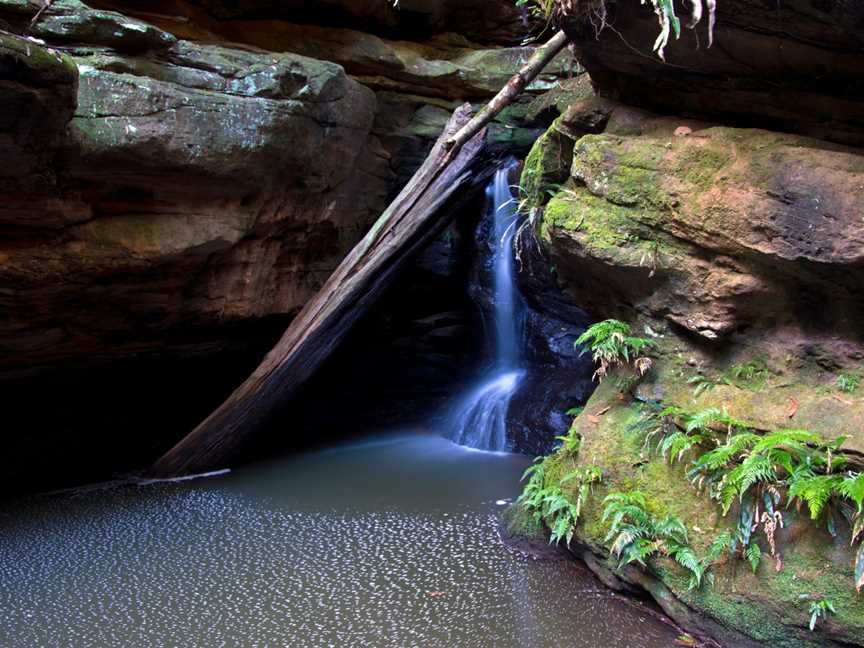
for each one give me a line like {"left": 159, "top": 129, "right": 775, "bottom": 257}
{"left": 530, "top": 0, "right": 717, "bottom": 60}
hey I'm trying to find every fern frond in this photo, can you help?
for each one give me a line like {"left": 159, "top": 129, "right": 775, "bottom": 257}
{"left": 654, "top": 515, "right": 689, "bottom": 543}
{"left": 788, "top": 473, "right": 844, "bottom": 520}
{"left": 751, "top": 429, "right": 820, "bottom": 455}
{"left": 706, "top": 529, "right": 733, "bottom": 563}
{"left": 668, "top": 544, "right": 703, "bottom": 587}
{"left": 841, "top": 473, "right": 864, "bottom": 512}
{"left": 739, "top": 455, "right": 778, "bottom": 494}
{"left": 745, "top": 543, "right": 761, "bottom": 573}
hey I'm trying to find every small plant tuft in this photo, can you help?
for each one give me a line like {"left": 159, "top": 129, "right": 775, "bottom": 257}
{"left": 837, "top": 373, "right": 860, "bottom": 394}
{"left": 809, "top": 598, "right": 836, "bottom": 631}
{"left": 514, "top": 0, "right": 717, "bottom": 60}
{"left": 575, "top": 319, "right": 654, "bottom": 383}
{"left": 555, "top": 428, "right": 582, "bottom": 454}
{"left": 687, "top": 359, "right": 771, "bottom": 395}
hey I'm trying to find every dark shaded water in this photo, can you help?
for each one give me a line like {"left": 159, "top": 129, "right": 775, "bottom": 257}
{"left": 0, "top": 432, "right": 678, "bottom": 647}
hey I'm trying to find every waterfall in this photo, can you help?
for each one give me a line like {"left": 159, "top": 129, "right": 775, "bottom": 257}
{"left": 448, "top": 162, "right": 525, "bottom": 451}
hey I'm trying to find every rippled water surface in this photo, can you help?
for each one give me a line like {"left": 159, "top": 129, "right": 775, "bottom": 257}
{"left": 0, "top": 432, "right": 678, "bottom": 647}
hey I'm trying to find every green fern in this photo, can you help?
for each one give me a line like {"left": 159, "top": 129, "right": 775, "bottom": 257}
{"left": 518, "top": 459, "right": 602, "bottom": 546}
{"left": 556, "top": 429, "right": 581, "bottom": 454}
{"left": 840, "top": 473, "right": 864, "bottom": 512}
{"left": 659, "top": 430, "right": 704, "bottom": 463}
{"left": 723, "top": 359, "right": 771, "bottom": 391}
{"left": 687, "top": 374, "right": 717, "bottom": 396}
{"left": 602, "top": 491, "right": 706, "bottom": 589}
{"left": 745, "top": 543, "right": 762, "bottom": 573}
{"left": 788, "top": 472, "right": 844, "bottom": 520}
{"left": 574, "top": 319, "right": 653, "bottom": 383}
{"left": 683, "top": 407, "right": 748, "bottom": 434}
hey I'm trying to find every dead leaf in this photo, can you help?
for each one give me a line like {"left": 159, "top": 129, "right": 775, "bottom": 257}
{"left": 787, "top": 397, "right": 798, "bottom": 419}
{"left": 674, "top": 126, "right": 693, "bottom": 137}
{"left": 426, "top": 591, "right": 445, "bottom": 598}
{"left": 833, "top": 394, "right": 854, "bottom": 406}
{"left": 588, "top": 415, "right": 601, "bottom": 425}
{"left": 595, "top": 406, "right": 611, "bottom": 416}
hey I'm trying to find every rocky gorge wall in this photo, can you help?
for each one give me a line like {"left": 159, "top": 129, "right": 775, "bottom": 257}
{"left": 0, "top": 0, "right": 589, "bottom": 491}
{"left": 0, "top": 0, "right": 569, "bottom": 378}
{"left": 510, "top": 2, "right": 864, "bottom": 646}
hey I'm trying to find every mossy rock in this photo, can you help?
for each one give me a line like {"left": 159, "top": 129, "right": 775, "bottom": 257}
{"left": 519, "top": 117, "right": 576, "bottom": 212}
{"left": 535, "top": 364, "right": 864, "bottom": 647}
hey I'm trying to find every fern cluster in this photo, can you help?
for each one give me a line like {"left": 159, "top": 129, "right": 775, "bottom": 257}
{"left": 555, "top": 427, "right": 582, "bottom": 454}
{"left": 518, "top": 459, "right": 602, "bottom": 546}
{"left": 575, "top": 319, "right": 653, "bottom": 383}
{"left": 635, "top": 402, "right": 864, "bottom": 591}
{"left": 602, "top": 491, "right": 706, "bottom": 589}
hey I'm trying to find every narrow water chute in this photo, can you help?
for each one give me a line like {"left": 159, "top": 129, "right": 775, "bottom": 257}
{"left": 449, "top": 162, "right": 525, "bottom": 451}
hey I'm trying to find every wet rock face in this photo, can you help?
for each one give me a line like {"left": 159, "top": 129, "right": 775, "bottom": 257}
{"left": 0, "top": 34, "right": 78, "bottom": 227}
{"left": 533, "top": 99, "right": 864, "bottom": 346}
{"left": 563, "top": 0, "right": 864, "bottom": 146}
{"left": 463, "top": 194, "right": 595, "bottom": 455}
{"left": 508, "top": 223, "right": 595, "bottom": 455}
{"left": 0, "top": 0, "right": 554, "bottom": 375}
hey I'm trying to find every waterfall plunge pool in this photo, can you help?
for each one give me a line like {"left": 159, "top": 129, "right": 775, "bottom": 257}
{"left": 0, "top": 431, "right": 680, "bottom": 648}
{"left": 0, "top": 166, "right": 674, "bottom": 647}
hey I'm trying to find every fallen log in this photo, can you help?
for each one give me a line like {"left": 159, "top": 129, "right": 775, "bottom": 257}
{"left": 150, "top": 30, "right": 571, "bottom": 477}
{"left": 149, "top": 105, "right": 492, "bottom": 476}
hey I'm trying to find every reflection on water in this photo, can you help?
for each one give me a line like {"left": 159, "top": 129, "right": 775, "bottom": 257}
{"left": 0, "top": 432, "right": 678, "bottom": 647}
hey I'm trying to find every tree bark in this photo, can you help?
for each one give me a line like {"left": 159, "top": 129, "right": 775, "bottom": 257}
{"left": 443, "top": 29, "right": 569, "bottom": 160}
{"left": 150, "top": 30, "right": 572, "bottom": 478}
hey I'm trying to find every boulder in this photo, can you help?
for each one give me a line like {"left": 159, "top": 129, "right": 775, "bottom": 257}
{"left": 535, "top": 102, "right": 864, "bottom": 345}
{"left": 0, "top": 35, "right": 385, "bottom": 372}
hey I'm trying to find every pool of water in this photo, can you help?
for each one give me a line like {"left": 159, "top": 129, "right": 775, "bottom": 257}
{"left": 0, "top": 431, "right": 679, "bottom": 647}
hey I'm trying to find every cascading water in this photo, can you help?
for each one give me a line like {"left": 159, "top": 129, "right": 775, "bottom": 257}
{"left": 449, "top": 161, "right": 525, "bottom": 451}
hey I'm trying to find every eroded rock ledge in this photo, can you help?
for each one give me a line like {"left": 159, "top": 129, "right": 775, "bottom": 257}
{"left": 563, "top": 0, "right": 864, "bottom": 146}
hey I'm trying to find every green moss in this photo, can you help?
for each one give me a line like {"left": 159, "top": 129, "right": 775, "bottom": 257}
{"left": 0, "top": 32, "right": 78, "bottom": 82}
{"left": 541, "top": 187, "right": 666, "bottom": 264}
{"left": 525, "top": 75, "right": 595, "bottom": 121}
{"left": 502, "top": 502, "right": 547, "bottom": 543}
{"left": 676, "top": 145, "right": 733, "bottom": 187}
{"left": 519, "top": 120, "right": 574, "bottom": 212}
{"left": 572, "top": 134, "right": 673, "bottom": 211}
